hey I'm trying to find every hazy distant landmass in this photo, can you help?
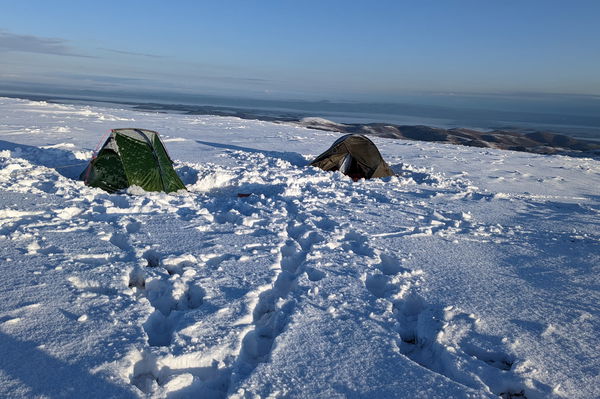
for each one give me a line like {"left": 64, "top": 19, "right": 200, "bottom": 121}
{"left": 1, "top": 89, "right": 599, "bottom": 157}
{"left": 129, "top": 101, "right": 600, "bottom": 157}
{"left": 297, "top": 117, "right": 600, "bottom": 157}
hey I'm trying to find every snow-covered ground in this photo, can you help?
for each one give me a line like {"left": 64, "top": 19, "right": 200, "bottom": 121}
{"left": 0, "top": 97, "right": 598, "bottom": 399}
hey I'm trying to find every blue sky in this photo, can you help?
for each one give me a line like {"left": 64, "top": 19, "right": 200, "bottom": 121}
{"left": 0, "top": 0, "right": 599, "bottom": 101}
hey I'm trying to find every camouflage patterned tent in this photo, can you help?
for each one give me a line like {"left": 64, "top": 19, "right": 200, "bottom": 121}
{"left": 310, "top": 134, "right": 394, "bottom": 180}
{"left": 80, "top": 128, "right": 186, "bottom": 193}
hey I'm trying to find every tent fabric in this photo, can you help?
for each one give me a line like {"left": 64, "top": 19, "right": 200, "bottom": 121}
{"left": 309, "top": 134, "right": 395, "bottom": 180}
{"left": 80, "top": 128, "right": 186, "bottom": 193}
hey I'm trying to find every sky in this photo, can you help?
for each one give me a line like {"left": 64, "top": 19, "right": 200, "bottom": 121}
{"left": 0, "top": 0, "right": 599, "bottom": 103}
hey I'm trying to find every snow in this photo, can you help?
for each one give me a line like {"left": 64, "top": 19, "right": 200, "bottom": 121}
{"left": 0, "top": 96, "right": 598, "bottom": 399}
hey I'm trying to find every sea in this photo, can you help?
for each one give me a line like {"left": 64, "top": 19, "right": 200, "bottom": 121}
{"left": 1, "top": 88, "right": 599, "bottom": 142}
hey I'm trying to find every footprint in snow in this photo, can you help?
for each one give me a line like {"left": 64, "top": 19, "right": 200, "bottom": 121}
{"left": 392, "top": 294, "right": 541, "bottom": 398}
{"left": 109, "top": 232, "right": 131, "bottom": 252}
{"left": 142, "top": 278, "right": 206, "bottom": 348}
{"left": 305, "top": 267, "right": 326, "bottom": 282}
{"left": 125, "top": 220, "right": 141, "bottom": 234}
{"left": 141, "top": 248, "right": 161, "bottom": 268}
{"left": 341, "top": 231, "right": 375, "bottom": 256}
{"left": 376, "top": 254, "right": 412, "bottom": 275}
{"left": 360, "top": 252, "right": 540, "bottom": 398}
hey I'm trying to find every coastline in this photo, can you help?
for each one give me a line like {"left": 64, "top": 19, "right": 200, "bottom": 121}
{"left": 2, "top": 92, "right": 599, "bottom": 158}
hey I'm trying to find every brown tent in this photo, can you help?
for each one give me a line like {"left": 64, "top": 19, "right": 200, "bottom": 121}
{"left": 309, "top": 134, "right": 395, "bottom": 180}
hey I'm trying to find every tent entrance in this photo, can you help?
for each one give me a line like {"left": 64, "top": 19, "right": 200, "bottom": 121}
{"left": 340, "top": 154, "right": 367, "bottom": 181}
{"left": 310, "top": 134, "right": 394, "bottom": 180}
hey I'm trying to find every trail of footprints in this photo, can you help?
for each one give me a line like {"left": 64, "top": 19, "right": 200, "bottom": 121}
{"left": 230, "top": 202, "right": 325, "bottom": 384}
{"left": 126, "top": 201, "right": 531, "bottom": 397}
{"left": 55, "top": 157, "right": 539, "bottom": 398}
{"left": 358, "top": 233, "right": 537, "bottom": 398}
{"left": 114, "top": 193, "right": 306, "bottom": 397}
{"left": 117, "top": 199, "right": 248, "bottom": 342}
{"left": 101, "top": 216, "right": 208, "bottom": 393}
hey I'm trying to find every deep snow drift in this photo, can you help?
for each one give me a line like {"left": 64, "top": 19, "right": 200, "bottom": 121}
{"left": 0, "top": 97, "right": 598, "bottom": 398}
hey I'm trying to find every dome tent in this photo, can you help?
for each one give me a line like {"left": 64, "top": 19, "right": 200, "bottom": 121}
{"left": 80, "top": 128, "right": 186, "bottom": 193}
{"left": 309, "top": 134, "right": 394, "bottom": 180}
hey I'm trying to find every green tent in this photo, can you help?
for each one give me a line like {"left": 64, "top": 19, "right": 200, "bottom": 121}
{"left": 310, "top": 134, "right": 395, "bottom": 180}
{"left": 80, "top": 128, "right": 186, "bottom": 193}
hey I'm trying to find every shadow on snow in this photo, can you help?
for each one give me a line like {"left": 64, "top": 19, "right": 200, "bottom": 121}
{"left": 0, "top": 139, "right": 87, "bottom": 180}
{"left": 195, "top": 140, "right": 308, "bottom": 167}
{"left": 0, "top": 331, "right": 136, "bottom": 398}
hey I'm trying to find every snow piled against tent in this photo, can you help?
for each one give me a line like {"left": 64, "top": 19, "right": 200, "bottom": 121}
{"left": 0, "top": 97, "right": 598, "bottom": 398}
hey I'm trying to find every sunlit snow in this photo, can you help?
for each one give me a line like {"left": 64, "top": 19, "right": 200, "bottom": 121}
{"left": 0, "top": 97, "right": 598, "bottom": 398}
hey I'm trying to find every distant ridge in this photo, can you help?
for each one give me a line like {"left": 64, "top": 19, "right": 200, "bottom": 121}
{"left": 131, "top": 102, "right": 600, "bottom": 157}
{"left": 296, "top": 118, "right": 600, "bottom": 157}
{"left": 2, "top": 92, "right": 598, "bottom": 157}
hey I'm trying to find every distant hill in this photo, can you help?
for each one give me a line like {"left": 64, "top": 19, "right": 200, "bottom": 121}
{"left": 297, "top": 118, "right": 600, "bottom": 157}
